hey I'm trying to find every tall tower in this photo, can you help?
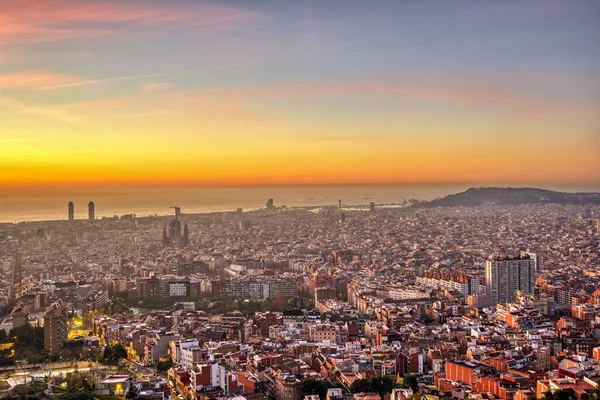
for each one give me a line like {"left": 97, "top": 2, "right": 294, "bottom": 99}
{"left": 485, "top": 254, "right": 535, "bottom": 305}
{"left": 174, "top": 207, "right": 181, "bottom": 221}
{"left": 162, "top": 224, "right": 169, "bottom": 247}
{"left": 338, "top": 199, "right": 342, "bottom": 211}
{"left": 68, "top": 202, "right": 74, "bottom": 221}
{"left": 88, "top": 201, "right": 95, "bottom": 221}
{"left": 183, "top": 223, "right": 189, "bottom": 248}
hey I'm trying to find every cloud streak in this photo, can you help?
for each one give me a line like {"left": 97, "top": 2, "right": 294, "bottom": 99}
{"left": 181, "top": 76, "right": 596, "bottom": 118}
{"left": 0, "top": 0, "right": 259, "bottom": 46}
{"left": 9, "top": 61, "right": 270, "bottom": 91}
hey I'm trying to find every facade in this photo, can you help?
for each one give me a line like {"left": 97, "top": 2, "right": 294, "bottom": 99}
{"left": 43, "top": 299, "right": 68, "bottom": 352}
{"left": 416, "top": 276, "right": 471, "bottom": 298}
{"left": 485, "top": 255, "right": 536, "bottom": 305}
{"left": 137, "top": 276, "right": 160, "bottom": 299}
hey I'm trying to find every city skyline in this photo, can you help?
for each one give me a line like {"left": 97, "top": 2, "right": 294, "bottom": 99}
{"left": 1, "top": 0, "right": 599, "bottom": 188}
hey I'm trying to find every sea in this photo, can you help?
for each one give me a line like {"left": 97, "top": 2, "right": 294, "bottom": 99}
{"left": 0, "top": 183, "right": 598, "bottom": 223}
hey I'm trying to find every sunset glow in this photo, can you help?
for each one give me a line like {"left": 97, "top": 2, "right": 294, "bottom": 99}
{"left": 1, "top": 0, "right": 599, "bottom": 187}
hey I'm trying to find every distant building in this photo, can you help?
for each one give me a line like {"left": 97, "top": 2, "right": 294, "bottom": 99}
{"left": 68, "top": 201, "right": 74, "bottom": 221}
{"left": 88, "top": 201, "right": 95, "bottom": 220}
{"left": 266, "top": 198, "right": 274, "bottom": 210}
{"left": 370, "top": 202, "right": 375, "bottom": 212}
{"left": 43, "top": 299, "right": 68, "bottom": 352}
{"left": 163, "top": 207, "right": 188, "bottom": 248}
{"left": 485, "top": 254, "right": 535, "bottom": 305}
{"left": 11, "top": 302, "right": 29, "bottom": 330}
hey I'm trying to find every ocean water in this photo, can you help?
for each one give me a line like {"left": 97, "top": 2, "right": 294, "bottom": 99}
{"left": 0, "top": 184, "right": 597, "bottom": 223}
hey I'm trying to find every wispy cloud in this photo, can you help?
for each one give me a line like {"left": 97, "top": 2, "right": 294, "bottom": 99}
{"left": 142, "top": 82, "right": 174, "bottom": 94}
{"left": 6, "top": 60, "right": 270, "bottom": 91}
{"left": 183, "top": 76, "right": 596, "bottom": 118}
{"left": 0, "top": 0, "right": 259, "bottom": 46}
{"left": 37, "top": 72, "right": 166, "bottom": 90}
{"left": 0, "top": 72, "right": 80, "bottom": 90}
{"left": 0, "top": 96, "right": 79, "bottom": 124}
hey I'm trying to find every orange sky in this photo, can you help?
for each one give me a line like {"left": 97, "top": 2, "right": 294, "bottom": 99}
{"left": 1, "top": 0, "right": 599, "bottom": 187}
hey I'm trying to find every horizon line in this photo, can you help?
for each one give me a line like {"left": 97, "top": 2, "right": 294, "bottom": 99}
{"left": 2, "top": 181, "right": 600, "bottom": 190}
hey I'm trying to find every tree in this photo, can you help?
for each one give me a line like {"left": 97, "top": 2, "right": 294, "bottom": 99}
{"left": 588, "top": 380, "right": 600, "bottom": 400}
{"left": 541, "top": 389, "right": 575, "bottom": 400}
{"left": 103, "top": 343, "right": 128, "bottom": 364}
{"left": 371, "top": 376, "right": 395, "bottom": 400}
{"left": 350, "top": 376, "right": 395, "bottom": 400}
{"left": 350, "top": 378, "right": 372, "bottom": 394}
{"left": 126, "top": 377, "right": 138, "bottom": 399}
{"left": 301, "top": 378, "right": 333, "bottom": 399}
{"left": 156, "top": 359, "right": 174, "bottom": 373}
{"left": 0, "top": 328, "right": 7, "bottom": 343}
{"left": 402, "top": 375, "right": 418, "bottom": 391}
{"left": 112, "top": 343, "right": 128, "bottom": 359}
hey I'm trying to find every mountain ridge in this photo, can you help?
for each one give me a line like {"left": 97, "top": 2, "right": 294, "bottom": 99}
{"left": 414, "top": 186, "right": 600, "bottom": 207}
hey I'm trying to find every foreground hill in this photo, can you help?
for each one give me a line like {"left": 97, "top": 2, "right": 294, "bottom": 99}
{"left": 415, "top": 187, "right": 600, "bottom": 207}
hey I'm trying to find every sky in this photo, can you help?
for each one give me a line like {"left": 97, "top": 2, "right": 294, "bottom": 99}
{"left": 1, "top": 0, "right": 599, "bottom": 188}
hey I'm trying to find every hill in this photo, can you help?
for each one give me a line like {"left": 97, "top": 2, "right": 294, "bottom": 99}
{"left": 415, "top": 187, "right": 600, "bottom": 207}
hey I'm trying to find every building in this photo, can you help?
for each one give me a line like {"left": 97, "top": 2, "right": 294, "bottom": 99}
{"left": 485, "top": 254, "right": 535, "bottom": 305}
{"left": 416, "top": 276, "right": 472, "bottom": 298}
{"left": 88, "top": 201, "right": 95, "bottom": 220}
{"left": 520, "top": 250, "right": 542, "bottom": 272}
{"left": 11, "top": 302, "right": 29, "bottom": 330}
{"left": 43, "top": 299, "right": 68, "bottom": 352}
{"left": 137, "top": 276, "right": 160, "bottom": 299}
{"left": 68, "top": 201, "right": 74, "bottom": 221}
{"left": 95, "top": 375, "right": 131, "bottom": 396}
{"left": 163, "top": 207, "right": 188, "bottom": 248}
{"left": 267, "top": 198, "right": 274, "bottom": 210}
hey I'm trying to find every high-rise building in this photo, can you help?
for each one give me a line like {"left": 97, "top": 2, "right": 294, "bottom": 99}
{"left": 370, "top": 202, "right": 376, "bottom": 212}
{"left": 338, "top": 199, "right": 342, "bottom": 210}
{"left": 520, "top": 249, "right": 542, "bottom": 272}
{"left": 68, "top": 201, "right": 74, "bottom": 221}
{"left": 485, "top": 254, "right": 536, "bottom": 305}
{"left": 88, "top": 201, "right": 95, "bottom": 220}
{"left": 266, "top": 198, "right": 274, "bottom": 210}
{"left": 43, "top": 299, "right": 68, "bottom": 352}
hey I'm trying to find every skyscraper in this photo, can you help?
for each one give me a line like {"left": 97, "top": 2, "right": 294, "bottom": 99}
{"left": 88, "top": 201, "right": 95, "bottom": 220}
{"left": 370, "top": 202, "right": 375, "bottom": 212}
{"left": 266, "top": 198, "right": 274, "bottom": 210}
{"left": 68, "top": 201, "right": 74, "bottom": 221}
{"left": 485, "top": 254, "right": 536, "bottom": 305}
